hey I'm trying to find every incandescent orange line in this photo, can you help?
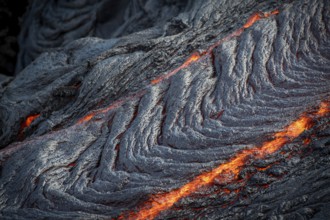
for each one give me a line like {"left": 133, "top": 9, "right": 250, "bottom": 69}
{"left": 77, "top": 9, "right": 279, "bottom": 125}
{"left": 150, "top": 9, "right": 279, "bottom": 86}
{"left": 96, "top": 9, "right": 326, "bottom": 219}
{"left": 77, "top": 90, "right": 146, "bottom": 124}
{"left": 118, "top": 101, "right": 329, "bottom": 220}
{"left": 150, "top": 52, "right": 201, "bottom": 85}
{"left": 63, "top": 8, "right": 326, "bottom": 219}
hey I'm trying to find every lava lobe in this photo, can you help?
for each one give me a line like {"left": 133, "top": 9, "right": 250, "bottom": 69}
{"left": 0, "top": 0, "right": 330, "bottom": 219}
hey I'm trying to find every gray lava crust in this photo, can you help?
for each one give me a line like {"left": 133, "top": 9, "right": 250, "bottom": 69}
{"left": 0, "top": 0, "right": 330, "bottom": 219}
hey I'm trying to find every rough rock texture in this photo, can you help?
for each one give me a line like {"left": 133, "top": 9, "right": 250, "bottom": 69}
{"left": 15, "top": 0, "right": 191, "bottom": 73}
{"left": 0, "top": 0, "right": 330, "bottom": 219}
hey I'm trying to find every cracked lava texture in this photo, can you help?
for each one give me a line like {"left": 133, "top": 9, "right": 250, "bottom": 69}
{"left": 0, "top": 0, "right": 330, "bottom": 219}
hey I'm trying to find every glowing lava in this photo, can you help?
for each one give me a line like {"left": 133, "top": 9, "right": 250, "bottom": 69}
{"left": 151, "top": 52, "right": 201, "bottom": 85}
{"left": 18, "top": 113, "right": 41, "bottom": 140}
{"left": 20, "top": 114, "right": 40, "bottom": 130}
{"left": 316, "top": 101, "right": 330, "bottom": 116}
{"left": 150, "top": 9, "right": 279, "bottom": 86}
{"left": 118, "top": 101, "right": 329, "bottom": 220}
{"left": 243, "top": 12, "right": 263, "bottom": 28}
{"left": 77, "top": 91, "right": 146, "bottom": 124}
{"left": 77, "top": 9, "right": 280, "bottom": 125}
{"left": 77, "top": 100, "right": 126, "bottom": 124}
{"left": 243, "top": 9, "right": 279, "bottom": 28}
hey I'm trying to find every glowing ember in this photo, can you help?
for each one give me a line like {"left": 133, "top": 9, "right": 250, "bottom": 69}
{"left": 21, "top": 114, "right": 40, "bottom": 130}
{"left": 118, "top": 101, "right": 329, "bottom": 220}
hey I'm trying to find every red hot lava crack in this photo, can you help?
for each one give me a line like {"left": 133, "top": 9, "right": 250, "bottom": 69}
{"left": 74, "top": 9, "right": 280, "bottom": 125}
{"left": 117, "top": 101, "right": 330, "bottom": 220}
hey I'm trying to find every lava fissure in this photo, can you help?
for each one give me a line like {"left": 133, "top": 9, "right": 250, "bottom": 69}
{"left": 18, "top": 113, "right": 41, "bottom": 140}
{"left": 1, "top": 0, "right": 330, "bottom": 219}
{"left": 119, "top": 102, "right": 329, "bottom": 220}
{"left": 76, "top": 9, "right": 279, "bottom": 128}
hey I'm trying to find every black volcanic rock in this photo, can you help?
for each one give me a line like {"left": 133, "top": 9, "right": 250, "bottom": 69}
{"left": 0, "top": 0, "right": 330, "bottom": 219}
{"left": 0, "top": 0, "right": 28, "bottom": 75}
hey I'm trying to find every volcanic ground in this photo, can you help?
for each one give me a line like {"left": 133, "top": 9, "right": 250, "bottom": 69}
{"left": 0, "top": 0, "right": 330, "bottom": 219}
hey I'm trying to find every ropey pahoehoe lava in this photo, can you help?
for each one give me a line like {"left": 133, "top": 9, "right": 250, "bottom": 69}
{"left": 0, "top": 0, "right": 330, "bottom": 219}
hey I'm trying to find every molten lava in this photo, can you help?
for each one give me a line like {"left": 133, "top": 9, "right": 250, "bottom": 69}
{"left": 18, "top": 113, "right": 41, "bottom": 140}
{"left": 77, "top": 100, "right": 125, "bottom": 124}
{"left": 243, "top": 12, "right": 264, "bottom": 28}
{"left": 274, "top": 117, "right": 313, "bottom": 140}
{"left": 76, "top": 9, "right": 280, "bottom": 125}
{"left": 77, "top": 91, "right": 146, "bottom": 124}
{"left": 151, "top": 52, "right": 201, "bottom": 85}
{"left": 243, "top": 9, "right": 279, "bottom": 28}
{"left": 74, "top": 9, "right": 327, "bottom": 219}
{"left": 77, "top": 113, "right": 95, "bottom": 124}
{"left": 118, "top": 101, "right": 329, "bottom": 220}
{"left": 316, "top": 101, "right": 330, "bottom": 116}
{"left": 20, "top": 114, "right": 40, "bottom": 130}
{"left": 151, "top": 9, "right": 279, "bottom": 86}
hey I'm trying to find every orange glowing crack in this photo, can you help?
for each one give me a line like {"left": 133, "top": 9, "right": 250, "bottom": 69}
{"left": 118, "top": 101, "right": 329, "bottom": 220}
{"left": 77, "top": 10, "right": 279, "bottom": 125}
{"left": 150, "top": 9, "right": 279, "bottom": 86}
{"left": 21, "top": 114, "right": 40, "bottom": 130}
{"left": 78, "top": 113, "right": 96, "bottom": 124}
{"left": 151, "top": 52, "right": 201, "bottom": 85}
{"left": 243, "top": 9, "right": 279, "bottom": 28}
{"left": 77, "top": 9, "right": 279, "bottom": 125}
{"left": 77, "top": 91, "right": 146, "bottom": 124}
{"left": 274, "top": 117, "right": 313, "bottom": 140}
{"left": 243, "top": 12, "right": 263, "bottom": 28}
{"left": 77, "top": 100, "right": 125, "bottom": 124}
{"left": 316, "top": 101, "right": 330, "bottom": 116}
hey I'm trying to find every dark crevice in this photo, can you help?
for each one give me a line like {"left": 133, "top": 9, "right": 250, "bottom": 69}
{"left": 0, "top": 0, "right": 29, "bottom": 76}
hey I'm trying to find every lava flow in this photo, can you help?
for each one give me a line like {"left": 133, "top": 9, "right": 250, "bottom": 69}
{"left": 18, "top": 113, "right": 40, "bottom": 140}
{"left": 118, "top": 101, "right": 329, "bottom": 220}
{"left": 150, "top": 9, "right": 279, "bottom": 86}
{"left": 243, "top": 10, "right": 279, "bottom": 28}
{"left": 77, "top": 98, "right": 127, "bottom": 124}
{"left": 76, "top": 9, "right": 279, "bottom": 126}
{"left": 19, "top": 113, "right": 40, "bottom": 133}
{"left": 77, "top": 90, "right": 146, "bottom": 124}
{"left": 151, "top": 52, "right": 201, "bottom": 85}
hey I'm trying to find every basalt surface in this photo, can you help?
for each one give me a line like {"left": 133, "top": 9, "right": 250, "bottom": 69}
{"left": 0, "top": 0, "right": 330, "bottom": 219}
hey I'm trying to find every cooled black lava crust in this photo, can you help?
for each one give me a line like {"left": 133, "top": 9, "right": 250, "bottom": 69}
{"left": 0, "top": 0, "right": 329, "bottom": 219}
